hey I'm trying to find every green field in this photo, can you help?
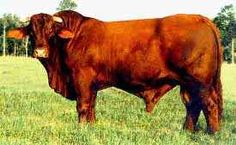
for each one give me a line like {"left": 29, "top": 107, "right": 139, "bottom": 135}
{"left": 0, "top": 57, "right": 236, "bottom": 145}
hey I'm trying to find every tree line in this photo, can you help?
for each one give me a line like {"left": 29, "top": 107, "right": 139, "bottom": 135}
{"left": 0, "top": 2, "right": 235, "bottom": 62}
{"left": 0, "top": 14, "right": 30, "bottom": 56}
{"left": 213, "top": 4, "right": 236, "bottom": 63}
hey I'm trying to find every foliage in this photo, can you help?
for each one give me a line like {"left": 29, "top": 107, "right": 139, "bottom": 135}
{"left": 0, "top": 14, "right": 28, "bottom": 56}
{"left": 56, "top": 0, "right": 78, "bottom": 11}
{"left": 213, "top": 4, "right": 236, "bottom": 62}
{"left": 0, "top": 57, "right": 236, "bottom": 144}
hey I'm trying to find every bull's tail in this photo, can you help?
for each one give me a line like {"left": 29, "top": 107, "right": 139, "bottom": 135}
{"left": 201, "top": 16, "right": 223, "bottom": 120}
{"left": 213, "top": 26, "right": 223, "bottom": 120}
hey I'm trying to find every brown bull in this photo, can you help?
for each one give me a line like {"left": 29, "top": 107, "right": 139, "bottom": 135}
{"left": 8, "top": 10, "right": 223, "bottom": 133}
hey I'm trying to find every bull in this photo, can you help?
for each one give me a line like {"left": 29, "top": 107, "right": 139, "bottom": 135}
{"left": 8, "top": 10, "right": 223, "bottom": 133}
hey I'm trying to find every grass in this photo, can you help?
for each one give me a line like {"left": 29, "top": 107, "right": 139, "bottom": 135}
{"left": 0, "top": 56, "right": 236, "bottom": 145}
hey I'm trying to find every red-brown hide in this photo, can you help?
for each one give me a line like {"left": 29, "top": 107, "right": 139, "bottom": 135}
{"left": 7, "top": 10, "right": 223, "bottom": 134}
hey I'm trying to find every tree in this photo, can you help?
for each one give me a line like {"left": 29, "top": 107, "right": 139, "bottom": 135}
{"left": 0, "top": 13, "right": 29, "bottom": 56}
{"left": 213, "top": 4, "right": 236, "bottom": 62}
{"left": 56, "top": 0, "right": 77, "bottom": 11}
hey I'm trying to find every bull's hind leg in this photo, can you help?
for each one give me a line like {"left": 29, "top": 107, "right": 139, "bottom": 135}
{"left": 180, "top": 86, "right": 201, "bottom": 132}
{"left": 201, "top": 87, "right": 220, "bottom": 134}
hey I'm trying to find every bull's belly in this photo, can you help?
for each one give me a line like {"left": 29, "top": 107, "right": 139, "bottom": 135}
{"left": 113, "top": 74, "right": 177, "bottom": 94}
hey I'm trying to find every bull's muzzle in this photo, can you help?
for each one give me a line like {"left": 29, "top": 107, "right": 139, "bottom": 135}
{"left": 33, "top": 48, "right": 49, "bottom": 58}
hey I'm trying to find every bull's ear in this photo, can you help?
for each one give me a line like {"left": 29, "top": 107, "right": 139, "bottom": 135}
{"left": 7, "top": 27, "right": 27, "bottom": 40}
{"left": 58, "top": 28, "right": 74, "bottom": 39}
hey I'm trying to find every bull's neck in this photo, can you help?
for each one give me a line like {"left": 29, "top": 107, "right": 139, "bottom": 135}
{"left": 38, "top": 47, "right": 66, "bottom": 96}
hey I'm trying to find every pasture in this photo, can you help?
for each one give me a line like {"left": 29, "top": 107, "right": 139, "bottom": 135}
{"left": 0, "top": 57, "right": 236, "bottom": 145}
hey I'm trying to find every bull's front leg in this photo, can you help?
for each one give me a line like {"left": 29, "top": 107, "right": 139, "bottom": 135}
{"left": 73, "top": 67, "right": 97, "bottom": 123}
{"left": 77, "top": 89, "right": 97, "bottom": 123}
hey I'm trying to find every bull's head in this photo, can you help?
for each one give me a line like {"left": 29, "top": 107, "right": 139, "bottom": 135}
{"left": 7, "top": 13, "right": 74, "bottom": 59}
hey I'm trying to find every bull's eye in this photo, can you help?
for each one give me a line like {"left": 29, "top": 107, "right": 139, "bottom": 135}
{"left": 29, "top": 32, "right": 34, "bottom": 37}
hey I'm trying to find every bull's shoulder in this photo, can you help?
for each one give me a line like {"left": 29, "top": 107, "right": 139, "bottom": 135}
{"left": 54, "top": 10, "right": 88, "bottom": 20}
{"left": 81, "top": 18, "right": 104, "bottom": 27}
{"left": 79, "top": 18, "right": 106, "bottom": 39}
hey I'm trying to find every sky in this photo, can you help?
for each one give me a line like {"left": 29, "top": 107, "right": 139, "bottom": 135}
{"left": 0, "top": 0, "right": 236, "bottom": 21}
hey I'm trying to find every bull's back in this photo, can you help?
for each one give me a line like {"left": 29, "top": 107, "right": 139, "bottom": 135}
{"left": 103, "top": 19, "right": 160, "bottom": 49}
{"left": 95, "top": 19, "right": 162, "bottom": 67}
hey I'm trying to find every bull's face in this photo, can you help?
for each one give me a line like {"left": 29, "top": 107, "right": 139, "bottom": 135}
{"left": 7, "top": 14, "right": 74, "bottom": 59}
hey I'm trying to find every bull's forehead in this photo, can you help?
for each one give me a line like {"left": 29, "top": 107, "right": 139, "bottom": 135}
{"left": 31, "top": 13, "right": 52, "bottom": 21}
{"left": 29, "top": 13, "right": 55, "bottom": 32}
{"left": 30, "top": 13, "right": 54, "bottom": 27}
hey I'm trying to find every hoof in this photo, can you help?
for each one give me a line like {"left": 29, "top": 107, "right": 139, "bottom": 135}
{"left": 206, "top": 127, "right": 219, "bottom": 135}
{"left": 183, "top": 122, "right": 199, "bottom": 133}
